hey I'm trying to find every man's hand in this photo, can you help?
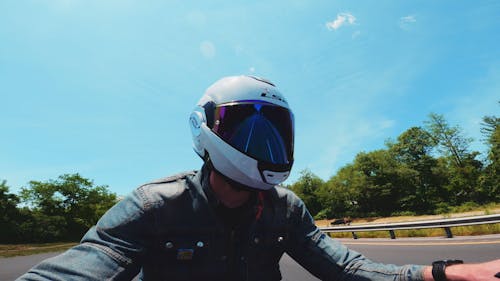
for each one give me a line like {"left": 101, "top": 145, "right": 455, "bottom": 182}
{"left": 423, "top": 259, "right": 500, "bottom": 281}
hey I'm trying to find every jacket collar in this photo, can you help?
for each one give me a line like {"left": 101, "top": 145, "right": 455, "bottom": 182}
{"left": 188, "top": 162, "right": 221, "bottom": 209}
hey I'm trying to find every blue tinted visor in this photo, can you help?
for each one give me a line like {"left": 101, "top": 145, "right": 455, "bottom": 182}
{"left": 211, "top": 101, "right": 294, "bottom": 165}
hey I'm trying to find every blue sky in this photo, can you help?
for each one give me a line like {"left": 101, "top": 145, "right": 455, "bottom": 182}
{"left": 1, "top": 1, "right": 499, "bottom": 195}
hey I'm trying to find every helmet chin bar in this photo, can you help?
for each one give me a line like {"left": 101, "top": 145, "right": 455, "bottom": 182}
{"left": 201, "top": 125, "right": 284, "bottom": 190}
{"left": 261, "top": 170, "right": 290, "bottom": 185}
{"left": 257, "top": 160, "right": 293, "bottom": 185}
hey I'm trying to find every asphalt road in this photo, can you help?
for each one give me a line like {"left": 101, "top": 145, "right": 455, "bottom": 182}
{"left": 2, "top": 235, "right": 499, "bottom": 281}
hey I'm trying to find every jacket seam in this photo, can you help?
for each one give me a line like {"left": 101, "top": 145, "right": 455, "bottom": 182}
{"left": 82, "top": 241, "right": 133, "bottom": 266}
{"left": 136, "top": 186, "right": 152, "bottom": 211}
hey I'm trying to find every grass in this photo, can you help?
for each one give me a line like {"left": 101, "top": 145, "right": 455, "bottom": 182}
{"left": 326, "top": 223, "right": 500, "bottom": 239}
{"left": 317, "top": 203, "right": 500, "bottom": 239}
{"left": 0, "top": 242, "right": 77, "bottom": 258}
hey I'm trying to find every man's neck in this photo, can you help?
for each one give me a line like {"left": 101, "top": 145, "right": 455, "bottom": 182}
{"left": 209, "top": 170, "right": 252, "bottom": 208}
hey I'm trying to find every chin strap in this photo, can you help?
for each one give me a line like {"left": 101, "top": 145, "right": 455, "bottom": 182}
{"left": 255, "top": 191, "right": 265, "bottom": 220}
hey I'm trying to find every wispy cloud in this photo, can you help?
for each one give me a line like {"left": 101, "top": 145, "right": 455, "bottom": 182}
{"left": 186, "top": 10, "right": 206, "bottom": 27}
{"left": 380, "top": 119, "right": 396, "bottom": 129}
{"left": 401, "top": 15, "right": 417, "bottom": 23}
{"left": 326, "top": 13, "right": 356, "bottom": 30}
{"left": 200, "top": 40, "right": 216, "bottom": 59}
{"left": 449, "top": 64, "right": 500, "bottom": 153}
{"left": 299, "top": 116, "right": 397, "bottom": 180}
{"left": 290, "top": 55, "right": 425, "bottom": 181}
{"left": 400, "top": 15, "right": 417, "bottom": 29}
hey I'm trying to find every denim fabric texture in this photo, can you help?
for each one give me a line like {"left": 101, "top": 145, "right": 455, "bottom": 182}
{"left": 17, "top": 167, "right": 425, "bottom": 281}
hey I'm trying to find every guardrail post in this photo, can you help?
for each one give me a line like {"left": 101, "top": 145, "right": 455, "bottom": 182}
{"left": 351, "top": 232, "right": 358, "bottom": 239}
{"left": 389, "top": 230, "right": 396, "bottom": 239}
{"left": 444, "top": 227, "right": 453, "bottom": 238}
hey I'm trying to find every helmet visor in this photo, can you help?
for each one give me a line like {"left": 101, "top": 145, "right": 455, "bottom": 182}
{"left": 211, "top": 101, "right": 294, "bottom": 165}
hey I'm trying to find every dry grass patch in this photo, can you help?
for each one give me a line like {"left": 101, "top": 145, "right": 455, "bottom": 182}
{"left": 316, "top": 207, "right": 500, "bottom": 227}
{"left": 326, "top": 224, "right": 500, "bottom": 239}
{"left": 317, "top": 206, "right": 500, "bottom": 238}
{"left": 0, "top": 243, "right": 77, "bottom": 258}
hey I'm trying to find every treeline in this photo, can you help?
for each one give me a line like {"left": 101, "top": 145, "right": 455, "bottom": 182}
{"left": 0, "top": 174, "right": 117, "bottom": 243}
{"left": 288, "top": 113, "right": 499, "bottom": 219}
{"left": 1, "top": 112, "right": 498, "bottom": 243}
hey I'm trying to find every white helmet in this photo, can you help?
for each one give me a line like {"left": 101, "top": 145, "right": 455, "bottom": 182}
{"left": 189, "top": 75, "right": 294, "bottom": 190}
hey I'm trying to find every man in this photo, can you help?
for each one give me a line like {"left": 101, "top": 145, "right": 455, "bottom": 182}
{"left": 18, "top": 75, "right": 499, "bottom": 280}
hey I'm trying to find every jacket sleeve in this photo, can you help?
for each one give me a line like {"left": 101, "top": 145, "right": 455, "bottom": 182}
{"left": 16, "top": 188, "right": 154, "bottom": 281}
{"left": 284, "top": 194, "right": 426, "bottom": 281}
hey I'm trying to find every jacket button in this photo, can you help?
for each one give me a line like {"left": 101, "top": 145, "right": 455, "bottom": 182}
{"left": 277, "top": 236, "right": 284, "bottom": 243}
{"left": 253, "top": 237, "right": 260, "bottom": 244}
{"left": 196, "top": 241, "right": 204, "bottom": 248}
{"left": 165, "top": 242, "right": 174, "bottom": 249}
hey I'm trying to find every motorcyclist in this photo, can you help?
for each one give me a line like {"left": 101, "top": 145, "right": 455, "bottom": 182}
{"left": 17, "top": 75, "right": 500, "bottom": 280}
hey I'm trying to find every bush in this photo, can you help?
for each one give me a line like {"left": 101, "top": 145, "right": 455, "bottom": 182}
{"left": 434, "top": 202, "right": 451, "bottom": 214}
{"left": 314, "top": 209, "right": 329, "bottom": 220}
{"left": 390, "top": 211, "right": 416, "bottom": 216}
{"left": 451, "top": 201, "right": 480, "bottom": 213}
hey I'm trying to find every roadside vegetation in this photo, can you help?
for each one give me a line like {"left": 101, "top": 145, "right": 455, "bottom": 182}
{"left": 0, "top": 174, "right": 117, "bottom": 244}
{"left": 326, "top": 223, "right": 500, "bottom": 239}
{"left": 0, "top": 243, "right": 77, "bottom": 258}
{"left": 288, "top": 112, "right": 499, "bottom": 222}
{"left": 316, "top": 203, "right": 500, "bottom": 239}
{"left": 0, "top": 110, "right": 498, "bottom": 254}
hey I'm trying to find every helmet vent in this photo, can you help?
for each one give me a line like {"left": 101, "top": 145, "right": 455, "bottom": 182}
{"left": 248, "top": 75, "right": 276, "bottom": 87}
{"left": 260, "top": 92, "right": 287, "bottom": 103}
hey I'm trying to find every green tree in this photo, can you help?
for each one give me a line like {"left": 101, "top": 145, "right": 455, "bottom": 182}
{"left": 348, "top": 150, "right": 403, "bottom": 216}
{"left": 323, "top": 164, "right": 364, "bottom": 218}
{"left": 0, "top": 180, "right": 23, "bottom": 242}
{"left": 478, "top": 114, "right": 500, "bottom": 202}
{"left": 424, "top": 113, "right": 473, "bottom": 168}
{"left": 20, "top": 174, "right": 118, "bottom": 241}
{"left": 387, "top": 127, "right": 447, "bottom": 213}
{"left": 322, "top": 149, "right": 411, "bottom": 217}
{"left": 387, "top": 127, "right": 436, "bottom": 164}
{"left": 424, "top": 113, "right": 482, "bottom": 205}
{"left": 289, "top": 169, "right": 324, "bottom": 218}
{"left": 481, "top": 114, "right": 500, "bottom": 168}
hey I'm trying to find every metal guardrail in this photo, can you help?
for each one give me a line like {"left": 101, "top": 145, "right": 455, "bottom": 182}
{"left": 320, "top": 214, "right": 500, "bottom": 239}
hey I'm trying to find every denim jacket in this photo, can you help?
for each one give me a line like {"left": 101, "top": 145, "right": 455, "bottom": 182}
{"left": 18, "top": 167, "right": 425, "bottom": 281}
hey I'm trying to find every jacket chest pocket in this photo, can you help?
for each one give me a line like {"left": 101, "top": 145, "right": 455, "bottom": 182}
{"left": 162, "top": 235, "right": 210, "bottom": 264}
{"left": 144, "top": 234, "right": 227, "bottom": 280}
